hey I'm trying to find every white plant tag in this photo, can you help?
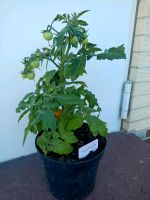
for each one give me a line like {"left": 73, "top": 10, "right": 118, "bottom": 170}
{"left": 78, "top": 139, "right": 98, "bottom": 159}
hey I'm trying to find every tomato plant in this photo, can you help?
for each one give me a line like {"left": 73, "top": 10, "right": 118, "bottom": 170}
{"left": 16, "top": 10, "right": 126, "bottom": 155}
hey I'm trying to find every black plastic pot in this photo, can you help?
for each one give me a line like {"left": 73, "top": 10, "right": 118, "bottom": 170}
{"left": 35, "top": 136, "right": 106, "bottom": 200}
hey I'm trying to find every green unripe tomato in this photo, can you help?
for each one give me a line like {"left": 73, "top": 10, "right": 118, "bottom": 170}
{"left": 70, "top": 36, "right": 78, "bottom": 45}
{"left": 26, "top": 71, "right": 35, "bottom": 80}
{"left": 30, "top": 60, "right": 40, "bottom": 68}
{"left": 25, "top": 65, "right": 32, "bottom": 71}
{"left": 43, "top": 31, "right": 53, "bottom": 41}
{"left": 82, "top": 38, "right": 88, "bottom": 46}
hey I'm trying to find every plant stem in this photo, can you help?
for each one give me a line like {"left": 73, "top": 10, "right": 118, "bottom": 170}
{"left": 59, "top": 36, "right": 71, "bottom": 93}
{"left": 49, "top": 59, "right": 60, "bottom": 69}
{"left": 46, "top": 59, "right": 48, "bottom": 71}
{"left": 48, "top": 22, "right": 59, "bottom": 34}
{"left": 51, "top": 27, "right": 59, "bottom": 34}
{"left": 45, "top": 58, "right": 60, "bottom": 69}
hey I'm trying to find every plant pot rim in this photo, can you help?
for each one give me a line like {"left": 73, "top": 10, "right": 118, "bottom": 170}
{"left": 35, "top": 134, "right": 107, "bottom": 165}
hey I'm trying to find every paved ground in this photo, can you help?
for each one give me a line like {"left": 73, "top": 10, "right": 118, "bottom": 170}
{"left": 0, "top": 133, "right": 150, "bottom": 200}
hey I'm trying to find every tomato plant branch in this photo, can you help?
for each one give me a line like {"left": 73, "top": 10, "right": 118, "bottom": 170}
{"left": 51, "top": 26, "right": 59, "bottom": 34}
{"left": 48, "top": 58, "right": 60, "bottom": 69}
{"left": 48, "top": 23, "right": 59, "bottom": 34}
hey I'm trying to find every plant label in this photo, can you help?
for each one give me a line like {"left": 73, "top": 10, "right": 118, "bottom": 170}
{"left": 78, "top": 139, "right": 98, "bottom": 159}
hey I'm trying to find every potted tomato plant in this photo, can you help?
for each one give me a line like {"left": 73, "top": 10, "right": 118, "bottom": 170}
{"left": 16, "top": 10, "right": 126, "bottom": 200}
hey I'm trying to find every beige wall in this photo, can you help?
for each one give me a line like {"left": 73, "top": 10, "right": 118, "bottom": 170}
{"left": 123, "top": 0, "right": 150, "bottom": 138}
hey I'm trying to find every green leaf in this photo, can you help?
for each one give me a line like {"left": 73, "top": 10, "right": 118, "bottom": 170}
{"left": 86, "top": 43, "right": 97, "bottom": 48}
{"left": 79, "top": 106, "right": 99, "bottom": 114}
{"left": 86, "top": 116, "right": 108, "bottom": 137}
{"left": 38, "top": 110, "right": 56, "bottom": 131}
{"left": 44, "top": 70, "right": 56, "bottom": 85}
{"left": 49, "top": 103, "right": 59, "bottom": 109}
{"left": 36, "top": 121, "right": 43, "bottom": 132}
{"left": 56, "top": 94, "right": 83, "bottom": 105}
{"left": 16, "top": 102, "right": 27, "bottom": 113}
{"left": 23, "top": 126, "right": 30, "bottom": 145}
{"left": 86, "top": 47, "right": 102, "bottom": 57}
{"left": 48, "top": 138, "right": 73, "bottom": 155}
{"left": 30, "top": 125, "right": 37, "bottom": 134}
{"left": 71, "top": 54, "right": 86, "bottom": 81}
{"left": 77, "top": 20, "right": 88, "bottom": 26}
{"left": 57, "top": 25, "right": 69, "bottom": 45}
{"left": 29, "top": 112, "right": 41, "bottom": 133}
{"left": 36, "top": 77, "right": 43, "bottom": 91}
{"left": 42, "top": 101, "right": 59, "bottom": 110}
{"left": 58, "top": 106, "right": 71, "bottom": 134}
{"left": 64, "top": 64, "right": 72, "bottom": 79}
{"left": 53, "top": 14, "right": 65, "bottom": 22}
{"left": 77, "top": 10, "right": 90, "bottom": 18}
{"left": 64, "top": 53, "right": 76, "bottom": 79}
{"left": 87, "top": 55, "right": 93, "bottom": 60}
{"left": 67, "top": 114, "right": 83, "bottom": 131}
{"left": 66, "top": 81, "right": 87, "bottom": 87}
{"left": 18, "top": 110, "right": 29, "bottom": 123}
{"left": 60, "top": 130, "right": 78, "bottom": 143}
{"left": 36, "top": 131, "right": 50, "bottom": 155}
{"left": 22, "top": 92, "right": 34, "bottom": 102}
{"left": 52, "top": 131, "right": 60, "bottom": 139}
{"left": 97, "top": 45, "right": 126, "bottom": 61}
{"left": 16, "top": 92, "right": 34, "bottom": 113}
{"left": 85, "top": 90, "right": 98, "bottom": 108}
